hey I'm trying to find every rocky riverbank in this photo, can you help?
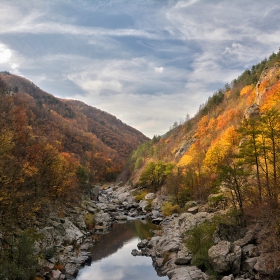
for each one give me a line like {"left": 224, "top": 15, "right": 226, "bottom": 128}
{"left": 132, "top": 197, "right": 279, "bottom": 280}
{"left": 38, "top": 185, "right": 280, "bottom": 280}
{"left": 38, "top": 184, "right": 146, "bottom": 280}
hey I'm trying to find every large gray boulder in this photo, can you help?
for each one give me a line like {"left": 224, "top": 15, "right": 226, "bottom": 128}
{"left": 169, "top": 266, "right": 208, "bottom": 280}
{"left": 208, "top": 241, "right": 242, "bottom": 274}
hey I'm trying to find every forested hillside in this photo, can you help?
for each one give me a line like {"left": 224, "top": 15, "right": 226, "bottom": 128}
{"left": 0, "top": 73, "right": 148, "bottom": 228}
{"left": 128, "top": 51, "right": 280, "bottom": 216}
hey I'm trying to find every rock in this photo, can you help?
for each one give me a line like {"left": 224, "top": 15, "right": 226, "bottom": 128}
{"left": 162, "top": 240, "right": 180, "bottom": 253}
{"left": 241, "top": 257, "right": 258, "bottom": 272}
{"left": 91, "top": 185, "right": 101, "bottom": 200}
{"left": 221, "top": 275, "right": 234, "bottom": 280}
{"left": 63, "top": 219, "right": 84, "bottom": 244}
{"left": 98, "top": 196, "right": 108, "bottom": 203}
{"left": 117, "top": 192, "right": 131, "bottom": 202}
{"left": 115, "top": 215, "right": 127, "bottom": 221}
{"left": 152, "top": 218, "right": 163, "bottom": 225}
{"left": 174, "top": 254, "right": 192, "bottom": 265}
{"left": 234, "top": 230, "right": 255, "bottom": 247}
{"left": 139, "top": 200, "right": 148, "bottom": 212}
{"left": 185, "top": 201, "right": 197, "bottom": 209}
{"left": 131, "top": 249, "right": 142, "bottom": 256}
{"left": 170, "top": 266, "right": 208, "bottom": 280}
{"left": 65, "top": 263, "right": 79, "bottom": 277}
{"left": 145, "top": 193, "right": 156, "bottom": 200}
{"left": 137, "top": 239, "right": 151, "bottom": 249}
{"left": 254, "top": 251, "right": 280, "bottom": 275}
{"left": 241, "top": 244, "right": 257, "bottom": 258}
{"left": 208, "top": 241, "right": 242, "bottom": 274}
{"left": 52, "top": 269, "right": 62, "bottom": 279}
{"left": 244, "top": 103, "right": 260, "bottom": 120}
{"left": 187, "top": 206, "right": 199, "bottom": 214}
{"left": 95, "top": 212, "right": 111, "bottom": 223}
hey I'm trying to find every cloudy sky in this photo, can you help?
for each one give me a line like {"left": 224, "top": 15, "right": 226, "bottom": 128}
{"left": 0, "top": 0, "right": 280, "bottom": 137}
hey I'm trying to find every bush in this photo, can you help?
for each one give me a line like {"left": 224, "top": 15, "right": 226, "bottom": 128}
{"left": 133, "top": 190, "right": 148, "bottom": 202}
{"left": 84, "top": 213, "right": 96, "bottom": 230}
{"left": 208, "top": 194, "right": 224, "bottom": 207}
{"left": 161, "top": 202, "right": 181, "bottom": 216}
{"left": 184, "top": 221, "right": 216, "bottom": 271}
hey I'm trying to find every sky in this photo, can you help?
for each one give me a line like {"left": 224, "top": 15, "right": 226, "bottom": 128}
{"left": 0, "top": 0, "right": 280, "bottom": 138}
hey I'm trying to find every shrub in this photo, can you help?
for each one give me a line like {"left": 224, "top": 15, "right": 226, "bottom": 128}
{"left": 84, "top": 213, "right": 96, "bottom": 230}
{"left": 184, "top": 221, "right": 216, "bottom": 271}
{"left": 133, "top": 190, "right": 148, "bottom": 202}
{"left": 144, "top": 199, "right": 153, "bottom": 212}
{"left": 208, "top": 194, "right": 224, "bottom": 207}
{"left": 161, "top": 202, "right": 181, "bottom": 216}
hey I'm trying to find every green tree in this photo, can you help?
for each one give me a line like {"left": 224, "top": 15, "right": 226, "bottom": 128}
{"left": 139, "top": 161, "right": 174, "bottom": 191}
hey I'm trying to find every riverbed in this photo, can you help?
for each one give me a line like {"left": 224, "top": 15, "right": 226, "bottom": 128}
{"left": 76, "top": 219, "right": 168, "bottom": 280}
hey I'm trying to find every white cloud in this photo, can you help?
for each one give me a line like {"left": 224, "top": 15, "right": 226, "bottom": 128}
{"left": 1, "top": 0, "right": 280, "bottom": 138}
{"left": 0, "top": 43, "right": 12, "bottom": 63}
{"left": 154, "top": 67, "right": 164, "bottom": 73}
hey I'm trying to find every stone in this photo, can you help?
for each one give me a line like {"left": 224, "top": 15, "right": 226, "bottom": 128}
{"left": 115, "top": 215, "right": 127, "bottom": 221}
{"left": 131, "top": 249, "right": 142, "bottom": 256}
{"left": 244, "top": 103, "right": 260, "bottom": 120}
{"left": 185, "top": 201, "right": 197, "bottom": 209}
{"left": 139, "top": 200, "right": 148, "bottom": 212}
{"left": 234, "top": 230, "right": 255, "bottom": 247}
{"left": 174, "top": 254, "right": 192, "bottom": 265}
{"left": 187, "top": 206, "right": 199, "bottom": 214}
{"left": 254, "top": 252, "right": 280, "bottom": 275}
{"left": 52, "top": 269, "right": 62, "bottom": 279}
{"left": 241, "top": 257, "right": 258, "bottom": 272}
{"left": 221, "top": 275, "right": 234, "bottom": 280}
{"left": 65, "top": 263, "right": 79, "bottom": 277}
{"left": 208, "top": 241, "right": 242, "bottom": 274}
{"left": 241, "top": 244, "right": 257, "bottom": 258}
{"left": 117, "top": 192, "right": 131, "bottom": 202}
{"left": 145, "top": 193, "right": 156, "bottom": 200}
{"left": 170, "top": 266, "right": 208, "bottom": 280}
{"left": 162, "top": 240, "right": 180, "bottom": 253}
{"left": 152, "top": 218, "right": 163, "bottom": 225}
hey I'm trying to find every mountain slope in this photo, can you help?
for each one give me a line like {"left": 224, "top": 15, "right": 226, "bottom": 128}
{"left": 0, "top": 72, "right": 148, "bottom": 228}
{"left": 128, "top": 50, "right": 280, "bottom": 209}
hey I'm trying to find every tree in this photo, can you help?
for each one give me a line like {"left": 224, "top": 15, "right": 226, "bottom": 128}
{"left": 139, "top": 161, "right": 174, "bottom": 191}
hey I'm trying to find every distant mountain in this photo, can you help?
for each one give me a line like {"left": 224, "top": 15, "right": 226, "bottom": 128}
{"left": 1, "top": 72, "right": 148, "bottom": 182}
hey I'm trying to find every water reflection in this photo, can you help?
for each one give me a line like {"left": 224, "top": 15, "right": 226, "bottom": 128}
{"left": 77, "top": 219, "right": 168, "bottom": 280}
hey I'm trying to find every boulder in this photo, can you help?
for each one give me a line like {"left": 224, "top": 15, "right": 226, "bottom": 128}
{"left": 221, "top": 275, "right": 234, "bottom": 280}
{"left": 254, "top": 251, "right": 280, "bottom": 275}
{"left": 52, "top": 269, "right": 62, "bottom": 279}
{"left": 65, "top": 263, "right": 79, "bottom": 277}
{"left": 145, "top": 193, "right": 156, "bottom": 200}
{"left": 139, "top": 200, "right": 148, "bottom": 212}
{"left": 208, "top": 241, "right": 242, "bottom": 274}
{"left": 244, "top": 103, "right": 260, "bottom": 120}
{"left": 241, "top": 257, "right": 258, "bottom": 272}
{"left": 131, "top": 249, "right": 142, "bottom": 256}
{"left": 241, "top": 244, "right": 257, "bottom": 258}
{"left": 185, "top": 201, "right": 197, "bottom": 209}
{"left": 187, "top": 206, "right": 199, "bottom": 214}
{"left": 234, "top": 230, "right": 255, "bottom": 247}
{"left": 174, "top": 253, "right": 192, "bottom": 265}
{"left": 169, "top": 266, "right": 208, "bottom": 280}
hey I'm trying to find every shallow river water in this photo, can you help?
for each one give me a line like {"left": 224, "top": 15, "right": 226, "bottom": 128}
{"left": 76, "top": 219, "right": 168, "bottom": 280}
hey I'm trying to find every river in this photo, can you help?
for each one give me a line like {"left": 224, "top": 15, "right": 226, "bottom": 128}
{"left": 76, "top": 219, "right": 168, "bottom": 280}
